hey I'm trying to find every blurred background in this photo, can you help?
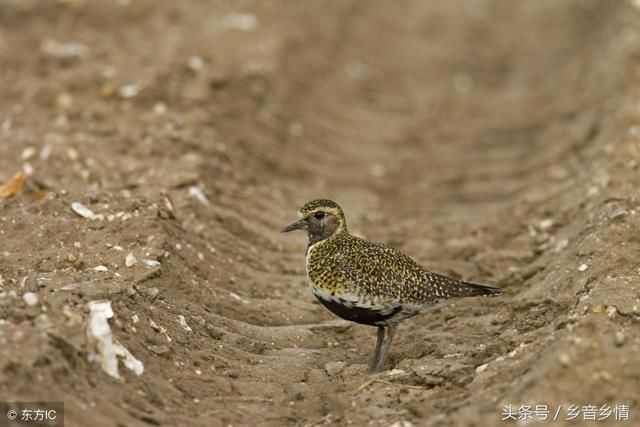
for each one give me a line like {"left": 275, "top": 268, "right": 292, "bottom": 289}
{"left": 1, "top": 1, "right": 639, "bottom": 426}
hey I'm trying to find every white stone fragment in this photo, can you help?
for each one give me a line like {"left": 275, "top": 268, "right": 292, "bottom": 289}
{"left": 23, "top": 292, "right": 39, "bottom": 306}
{"left": 384, "top": 368, "right": 408, "bottom": 378}
{"left": 475, "top": 363, "right": 488, "bottom": 373}
{"left": 188, "top": 186, "right": 210, "bottom": 205}
{"left": 40, "top": 145, "right": 52, "bottom": 160}
{"left": 178, "top": 315, "right": 193, "bottom": 333}
{"left": 152, "top": 102, "right": 167, "bottom": 115}
{"left": 554, "top": 239, "right": 569, "bottom": 253}
{"left": 187, "top": 55, "right": 204, "bottom": 72}
{"left": 143, "top": 259, "right": 161, "bottom": 267}
{"left": 93, "top": 265, "right": 108, "bottom": 272}
{"left": 578, "top": 263, "right": 589, "bottom": 272}
{"left": 538, "top": 218, "right": 553, "bottom": 230}
{"left": 71, "top": 202, "right": 103, "bottom": 220}
{"left": 125, "top": 253, "right": 137, "bottom": 267}
{"left": 86, "top": 300, "right": 144, "bottom": 378}
{"left": 21, "top": 147, "right": 36, "bottom": 160}
{"left": 118, "top": 84, "right": 140, "bottom": 99}
{"left": 229, "top": 292, "right": 249, "bottom": 304}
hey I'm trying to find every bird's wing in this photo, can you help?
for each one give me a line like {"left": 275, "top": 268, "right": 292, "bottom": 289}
{"left": 336, "top": 241, "right": 501, "bottom": 304}
{"left": 334, "top": 242, "right": 435, "bottom": 303}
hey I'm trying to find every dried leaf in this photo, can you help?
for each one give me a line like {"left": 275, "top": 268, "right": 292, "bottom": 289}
{"left": 0, "top": 172, "right": 27, "bottom": 199}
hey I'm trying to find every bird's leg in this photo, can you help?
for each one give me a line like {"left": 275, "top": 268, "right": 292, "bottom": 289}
{"left": 370, "top": 326, "right": 386, "bottom": 372}
{"left": 372, "top": 324, "right": 397, "bottom": 373}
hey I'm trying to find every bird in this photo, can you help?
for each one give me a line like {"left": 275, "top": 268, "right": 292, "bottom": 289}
{"left": 282, "top": 199, "right": 503, "bottom": 373}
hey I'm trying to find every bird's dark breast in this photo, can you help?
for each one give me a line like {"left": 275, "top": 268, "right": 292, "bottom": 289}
{"left": 315, "top": 295, "right": 403, "bottom": 326}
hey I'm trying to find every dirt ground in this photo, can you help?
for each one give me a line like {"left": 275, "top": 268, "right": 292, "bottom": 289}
{"left": 1, "top": 1, "right": 640, "bottom": 426}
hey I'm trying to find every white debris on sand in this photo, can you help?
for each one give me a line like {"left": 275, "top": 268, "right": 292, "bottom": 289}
{"left": 229, "top": 291, "right": 249, "bottom": 304}
{"left": 188, "top": 186, "right": 210, "bottom": 205}
{"left": 222, "top": 13, "right": 258, "bottom": 31}
{"left": 86, "top": 300, "right": 144, "bottom": 379}
{"left": 384, "top": 368, "right": 408, "bottom": 378}
{"left": 187, "top": 55, "right": 205, "bottom": 72}
{"left": 554, "top": 239, "right": 569, "bottom": 253}
{"left": 71, "top": 202, "right": 104, "bottom": 220}
{"left": 150, "top": 319, "right": 172, "bottom": 342}
{"left": 538, "top": 218, "right": 553, "bottom": 230}
{"left": 143, "top": 259, "right": 161, "bottom": 267}
{"left": 125, "top": 253, "right": 137, "bottom": 267}
{"left": 118, "top": 84, "right": 140, "bottom": 99}
{"left": 578, "top": 263, "right": 589, "bottom": 272}
{"left": 178, "top": 315, "right": 193, "bottom": 333}
{"left": 22, "top": 291, "right": 39, "bottom": 306}
{"left": 41, "top": 39, "right": 89, "bottom": 60}
{"left": 475, "top": 363, "right": 489, "bottom": 373}
{"left": 93, "top": 265, "right": 109, "bottom": 272}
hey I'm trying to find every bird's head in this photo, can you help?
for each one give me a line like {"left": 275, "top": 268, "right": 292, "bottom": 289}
{"left": 281, "top": 199, "right": 347, "bottom": 244}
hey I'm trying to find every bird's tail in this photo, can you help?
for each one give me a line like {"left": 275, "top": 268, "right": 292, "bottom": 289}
{"left": 461, "top": 281, "right": 503, "bottom": 297}
{"left": 427, "top": 271, "right": 503, "bottom": 298}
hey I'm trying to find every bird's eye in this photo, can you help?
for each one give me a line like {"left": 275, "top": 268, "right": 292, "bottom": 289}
{"left": 314, "top": 211, "right": 325, "bottom": 220}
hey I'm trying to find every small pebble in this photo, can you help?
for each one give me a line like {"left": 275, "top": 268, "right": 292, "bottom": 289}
{"left": 125, "top": 253, "right": 137, "bottom": 267}
{"left": 40, "top": 145, "right": 51, "bottom": 160}
{"left": 324, "top": 361, "right": 346, "bottom": 376}
{"left": 118, "top": 84, "right": 140, "bottom": 99}
{"left": 538, "top": 218, "right": 553, "bottom": 230}
{"left": 21, "top": 147, "right": 36, "bottom": 160}
{"left": 93, "top": 265, "right": 108, "bottom": 272}
{"left": 187, "top": 55, "right": 204, "bottom": 72}
{"left": 153, "top": 102, "right": 167, "bottom": 115}
{"left": 149, "top": 344, "right": 171, "bottom": 356}
{"left": 607, "top": 206, "right": 627, "bottom": 220}
{"left": 475, "top": 363, "right": 488, "bottom": 373}
{"left": 143, "top": 259, "right": 161, "bottom": 267}
{"left": 578, "top": 263, "right": 589, "bottom": 272}
{"left": 56, "top": 92, "right": 74, "bottom": 109}
{"left": 554, "top": 239, "right": 569, "bottom": 253}
{"left": 178, "top": 315, "right": 193, "bottom": 333}
{"left": 558, "top": 353, "right": 570, "bottom": 366}
{"left": 71, "top": 202, "right": 103, "bottom": 220}
{"left": 615, "top": 331, "right": 626, "bottom": 347}
{"left": 23, "top": 292, "right": 39, "bottom": 306}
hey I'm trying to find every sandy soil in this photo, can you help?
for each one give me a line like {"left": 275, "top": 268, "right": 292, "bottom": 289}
{"left": 1, "top": 1, "right": 640, "bottom": 426}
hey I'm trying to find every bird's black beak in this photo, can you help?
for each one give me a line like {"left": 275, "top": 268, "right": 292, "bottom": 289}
{"left": 281, "top": 219, "right": 306, "bottom": 233}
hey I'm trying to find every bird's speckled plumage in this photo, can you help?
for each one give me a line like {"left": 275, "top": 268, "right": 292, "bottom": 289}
{"left": 282, "top": 199, "right": 502, "bottom": 372}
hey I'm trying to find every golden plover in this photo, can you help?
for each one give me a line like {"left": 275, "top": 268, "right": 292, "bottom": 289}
{"left": 282, "top": 199, "right": 502, "bottom": 373}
